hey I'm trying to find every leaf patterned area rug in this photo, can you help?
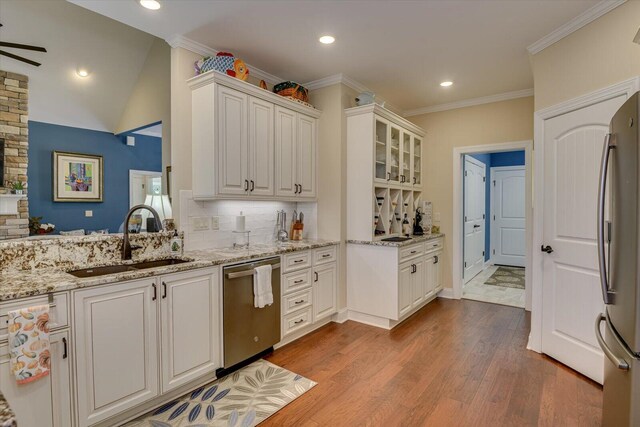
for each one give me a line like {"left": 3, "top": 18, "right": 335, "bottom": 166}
{"left": 484, "top": 266, "right": 525, "bottom": 289}
{"left": 124, "top": 359, "right": 316, "bottom": 427}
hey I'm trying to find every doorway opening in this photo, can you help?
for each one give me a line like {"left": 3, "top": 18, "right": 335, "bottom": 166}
{"left": 453, "top": 141, "right": 533, "bottom": 310}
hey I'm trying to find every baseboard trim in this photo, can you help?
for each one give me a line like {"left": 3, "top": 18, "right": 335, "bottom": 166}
{"left": 346, "top": 310, "right": 393, "bottom": 330}
{"left": 438, "top": 288, "right": 455, "bottom": 299}
{"left": 332, "top": 308, "right": 349, "bottom": 323}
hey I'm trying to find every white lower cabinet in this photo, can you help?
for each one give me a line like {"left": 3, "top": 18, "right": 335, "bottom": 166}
{"left": 74, "top": 267, "right": 220, "bottom": 427}
{"left": 281, "top": 245, "right": 338, "bottom": 340}
{"left": 74, "top": 278, "right": 159, "bottom": 427}
{"left": 312, "top": 263, "right": 337, "bottom": 322}
{"left": 0, "top": 330, "right": 72, "bottom": 427}
{"left": 347, "top": 237, "right": 444, "bottom": 329}
{"left": 160, "top": 269, "right": 220, "bottom": 393}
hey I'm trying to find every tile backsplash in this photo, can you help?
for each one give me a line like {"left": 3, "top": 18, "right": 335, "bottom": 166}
{"left": 180, "top": 190, "right": 317, "bottom": 250}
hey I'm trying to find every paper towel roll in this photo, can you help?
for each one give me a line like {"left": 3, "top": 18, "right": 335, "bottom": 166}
{"left": 235, "top": 211, "right": 245, "bottom": 232}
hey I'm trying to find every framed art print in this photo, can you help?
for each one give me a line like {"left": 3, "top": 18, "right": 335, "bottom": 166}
{"left": 53, "top": 151, "right": 103, "bottom": 202}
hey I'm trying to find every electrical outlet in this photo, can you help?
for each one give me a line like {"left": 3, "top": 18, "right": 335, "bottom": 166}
{"left": 85, "top": 210, "right": 93, "bottom": 217}
{"left": 211, "top": 216, "right": 219, "bottom": 230}
{"left": 192, "top": 216, "right": 210, "bottom": 231}
{"left": 434, "top": 212, "right": 441, "bottom": 222}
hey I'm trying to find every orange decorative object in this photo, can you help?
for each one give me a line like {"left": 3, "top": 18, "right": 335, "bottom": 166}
{"left": 259, "top": 79, "right": 268, "bottom": 90}
{"left": 228, "top": 58, "right": 249, "bottom": 81}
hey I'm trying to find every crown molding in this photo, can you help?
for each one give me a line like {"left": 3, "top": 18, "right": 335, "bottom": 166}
{"left": 166, "top": 34, "right": 283, "bottom": 85}
{"left": 303, "top": 73, "right": 405, "bottom": 115}
{"left": 403, "top": 88, "right": 534, "bottom": 117}
{"left": 527, "top": 0, "right": 627, "bottom": 55}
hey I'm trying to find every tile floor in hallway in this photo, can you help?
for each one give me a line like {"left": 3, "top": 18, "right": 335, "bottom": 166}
{"left": 463, "top": 265, "right": 525, "bottom": 308}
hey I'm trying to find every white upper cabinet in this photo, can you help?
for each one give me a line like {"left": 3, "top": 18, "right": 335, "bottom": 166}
{"left": 275, "top": 106, "right": 297, "bottom": 197}
{"left": 296, "top": 114, "right": 317, "bottom": 198}
{"left": 190, "top": 72, "right": 320, "bottom": 201}
{"left": 217, "top": 85, "right": 249, "bottom": 196}
{"left": 248, "top": 97, "right": 275, "bottom": 196}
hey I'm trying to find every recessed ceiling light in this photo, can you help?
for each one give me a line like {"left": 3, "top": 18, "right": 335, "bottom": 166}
{"left": 440, "top": 81, "right": 453, "bottom": 87}
{"left": 76, "top": 69, "right": 90, "bottom": 78}
{"left": 319, "top": 35, "right": 335, "bottom": 45}
{"left": 139, "top": 0, "right": 161, "bottom": 10}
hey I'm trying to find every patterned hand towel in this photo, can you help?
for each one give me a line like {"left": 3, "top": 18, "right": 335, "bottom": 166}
{"left": 8, "top": 305, "right": 50, "bottom": 384}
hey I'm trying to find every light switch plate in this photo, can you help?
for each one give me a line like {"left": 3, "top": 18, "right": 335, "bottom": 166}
{"left": 434, "top": 212, "right": 441, "bottom": 222}
{"left": 211, "top": 216, "right": 219, "bottom": 230}
{"left": 85, "top": 210, "right": 93, "bottom": 217}
{"left": 192, "top": 216, "right": 210, "bottom": 231}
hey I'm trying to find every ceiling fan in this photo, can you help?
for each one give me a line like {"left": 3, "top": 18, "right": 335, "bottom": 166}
{"left": 0, "top": 23, "right": 47, "bottom": 67}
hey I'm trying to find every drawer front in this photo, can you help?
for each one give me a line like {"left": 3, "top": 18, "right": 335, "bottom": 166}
{"left": 313, "top": 245, "right": 337, "bottom": 266}
{"left": 283, "top": 251, "right": 311, "bottom": 273}
{"left": 282, "top": 306, "right": 313, "bottom": 337}
{"left": 424, "top": 238, "right": 444, "bottom": 254}
{"left": 0, "top": 293, "right": 69, "bottom": 342}
{"left": 282, "top": 289, "right": 312, "bottom": 315}
{"left": 399, "top": 243, "right": 425, "bottom": 263}
{"left": 282, "top": 269, "right": 312, "bottom": 295}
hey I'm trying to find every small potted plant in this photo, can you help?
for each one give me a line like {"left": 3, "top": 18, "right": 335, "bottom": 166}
{"left": 11, "top": 181, "right": 24, "bottom": 195}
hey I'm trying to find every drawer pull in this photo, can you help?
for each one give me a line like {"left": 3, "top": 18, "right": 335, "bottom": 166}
{"left": 410, "top": 250, "right": 417, "bottom": 254}
{"left": 294, "top": 279, "right": 304, "bottom": 284}
{"left": 62, "top": 337, "right": 68, "bottom": 359}
{"left": 293, "top": 259, "right": 304, "bottom": 264}
{"left": 294, "top": 319, "right": 305, "bottom": 324}
{"left": 322, "top": 254, "right": 331, "bottom": 258}
{"left": 294, "top": 300, "right": 305, "bottom": 305}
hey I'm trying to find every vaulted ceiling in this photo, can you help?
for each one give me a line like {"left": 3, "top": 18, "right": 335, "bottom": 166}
{"left": 0, "top": 0, "right": 158, "bottom": 131}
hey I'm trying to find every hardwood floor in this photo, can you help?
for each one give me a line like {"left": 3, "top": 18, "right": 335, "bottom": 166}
{"left": 264, "top": 298, "right": 603, "bottom": 426}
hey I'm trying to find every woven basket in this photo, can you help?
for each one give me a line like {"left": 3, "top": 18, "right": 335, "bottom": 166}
{"left": 273, "top": 81, "right": 309, "bottom": 103}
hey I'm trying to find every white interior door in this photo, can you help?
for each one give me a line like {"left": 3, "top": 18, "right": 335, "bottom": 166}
{"left": 463, "top": 156, "right": 486, "bottom": 282}
{"left": 541, "top": 94, "right": 626, "bottom": 384}
{"left": 492, "top": 167, "right": 525, "bottom": 267}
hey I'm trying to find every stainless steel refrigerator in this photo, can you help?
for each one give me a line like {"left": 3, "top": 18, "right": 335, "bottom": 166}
{"left": 596, "top": 91, "right": 640, "bottom": 427}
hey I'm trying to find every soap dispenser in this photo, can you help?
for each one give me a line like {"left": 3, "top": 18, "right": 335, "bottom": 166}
{"left": 170, "top": 230, "right": 183, "bottom": 256}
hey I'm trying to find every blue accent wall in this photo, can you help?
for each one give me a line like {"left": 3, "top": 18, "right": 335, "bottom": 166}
{"left": 466, "top": 150, "right": 525, "bottom": 262}
{"left": 491, "top": 150, "right": 525, "bottom": 167}
{"left": 28, "top": 121, "right": 162, "bottom": 233}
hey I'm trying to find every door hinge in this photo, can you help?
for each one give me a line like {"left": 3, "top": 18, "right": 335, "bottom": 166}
{"left": 465, "top": 171, "right": 468, "bottom": 177}
{"left": 493, "top": 180, "right": 496, "bottom": 186}
{"left": 483, "top": 214, "right": 485, "bottom": 219}
{"left": 482, "top": 250, "right": 485, "bottom": 256}
{"left": 493, "top": 215, "right": 496, "bottom": 220}
{"left": 464, "top": 262, "right": 467, "bottom": 268}
{"left": 464, "top": 216, "right": 467, "bottom": 221}
{"left": 493, "top": 249, "right": 495, "bottom": 255}
{"left": 483, "top": 176, "right": 486, "bottom": 182}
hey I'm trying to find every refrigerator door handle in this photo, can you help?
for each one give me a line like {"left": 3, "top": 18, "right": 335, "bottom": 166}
{"left": 595, "top": 313, "right": 629, "bottom": 371}
{"left": 597, "top": 133, "right": 616, "bottom": 305}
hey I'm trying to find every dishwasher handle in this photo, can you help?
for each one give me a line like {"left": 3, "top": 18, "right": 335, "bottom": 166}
{"left": 226, "top": 263, "right": 281, "bottom": 279}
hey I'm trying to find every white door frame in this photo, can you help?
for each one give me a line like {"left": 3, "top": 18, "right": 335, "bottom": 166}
{"left": 453, "top": 141, "right": 533, "bottom": 309}
{"left": 528, "top": 76, "right": 640, "bottom": 353}
{"left": 490, "top": 165, "right": 526, "bottom": 267}
{"left": 129, "top": 169, "right": 162, "bottom": 207}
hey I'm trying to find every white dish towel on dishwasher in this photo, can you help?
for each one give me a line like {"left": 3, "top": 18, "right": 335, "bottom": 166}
{"left": 253, "top": 264, "right": 273, "bottom": 308}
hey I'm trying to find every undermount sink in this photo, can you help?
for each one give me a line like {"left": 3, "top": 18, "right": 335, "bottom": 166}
{"left": 130, "top": 258, "right": 191, "bottom": 269}
{"left": 67, "top": 258, "right": 191, "bottom": 278}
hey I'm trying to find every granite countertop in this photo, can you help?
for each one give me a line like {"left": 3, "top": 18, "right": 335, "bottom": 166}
{"left": 0, "top": 239, "right": 339, "bottom": 302}
{"left": 346, "top": 233, "right": 444, "bottom": 247}
{"left": 0, "top": 392, "right": 16, "bottom": 427}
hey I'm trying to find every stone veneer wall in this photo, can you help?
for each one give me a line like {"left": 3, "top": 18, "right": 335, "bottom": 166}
{"left": 0, "top": 71, "right": 29, "bottom": 239}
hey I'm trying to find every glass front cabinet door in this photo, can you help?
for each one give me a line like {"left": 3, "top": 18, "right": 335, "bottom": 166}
{"left": 375, "top": 119, "right": 388, "bottom": 182}
{"left": 402, "top": 131, "right": 412, "bottom": 186}
{"left": 389, "top": 125, "right": 401, "bottom": 184}
{"left": 413, "top": 136, "right": 422, "bottom": 187}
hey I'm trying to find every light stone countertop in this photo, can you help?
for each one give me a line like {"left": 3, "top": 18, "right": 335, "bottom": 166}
{"left": 0, "top": 239, "right": 339, "bottom": 302}
{"left": 0, "top": 392, "right": 16, "bottom": 427}
{"left": 346, "top": 233, "right": 444, "bottom": 247}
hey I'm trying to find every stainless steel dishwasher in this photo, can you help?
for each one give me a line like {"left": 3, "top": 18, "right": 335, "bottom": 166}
{"left": 222, "top": 257, "right": 281, "bottom": 370}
